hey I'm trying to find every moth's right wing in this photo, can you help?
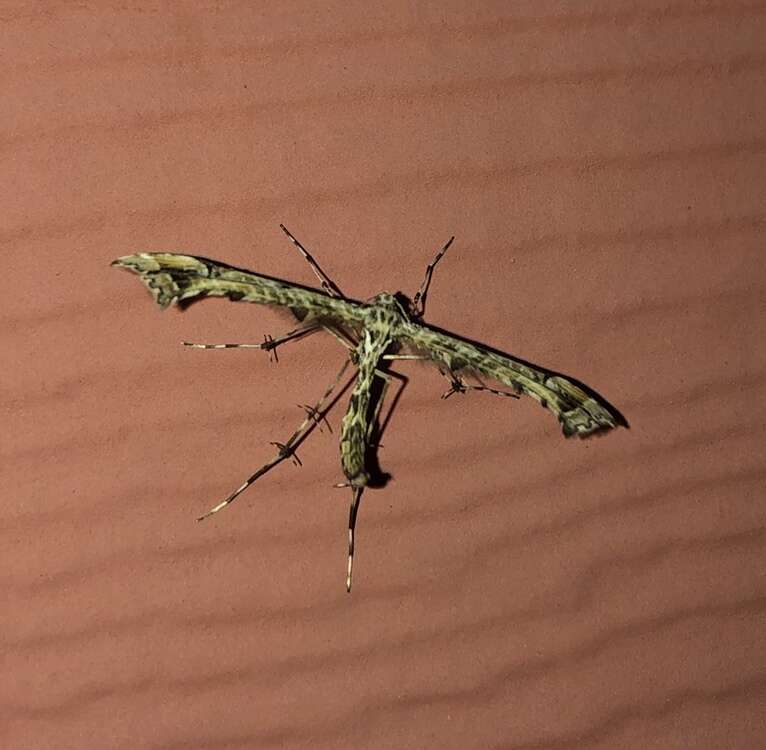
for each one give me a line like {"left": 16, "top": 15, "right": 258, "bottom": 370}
{"left": 112, "top": 253, "right": 367, "bottom": 325}
{"left": 398, "top": 320, "right": 622, "bottom": 438}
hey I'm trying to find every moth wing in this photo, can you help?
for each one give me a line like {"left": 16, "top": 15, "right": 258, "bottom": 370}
{"left": 398, "top": 321, "right": 622, "bottom": 438}
{"left": 112, "top": 253, "right": 366, "bottom": 326}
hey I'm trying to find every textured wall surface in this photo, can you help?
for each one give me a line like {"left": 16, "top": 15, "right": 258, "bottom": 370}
{"left": 4, "top": 3, "right": 766, "bottom": 748}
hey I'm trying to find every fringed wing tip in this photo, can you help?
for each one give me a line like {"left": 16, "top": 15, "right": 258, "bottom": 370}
{"left": 537, "top": 374, "right": 621, "bottom": 439}
{"left": 111, "top": 253, "right": 187, "bottom": 309}
{"left": 111, "top": 253, "right": 155, "bottom": 269}
{"left": 559, "top": 400, "right": 623, "bottom": 439}
{"left": 111, "top": 255, "right": 133, "bottom": 269}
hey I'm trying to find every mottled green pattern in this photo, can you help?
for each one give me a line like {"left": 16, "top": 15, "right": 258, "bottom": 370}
{"left": 339, "top": 294, "right": 402, "bottom": 485}
{"left": 112, "top": 253, "right": 365, "bottom": 324}
{"left": 399, "top": 321, "right": 617, "bottom": 437}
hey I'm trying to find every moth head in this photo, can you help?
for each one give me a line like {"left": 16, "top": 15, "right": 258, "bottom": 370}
{"left": 369, "top": 292, "right": 411, "bottom": 319}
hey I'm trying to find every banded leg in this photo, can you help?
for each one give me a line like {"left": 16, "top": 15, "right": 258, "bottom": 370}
{"left": 299, "top": 402, "right": 333, "bottom": 433}
{"left": 381, "top": 354, "right": 516, "bottom": 403}
{"left": 343, "top": 366, "right": 400, "bottom": 592}
{"left": 440, "top": 369, "right": 521, "bottom": 400}
{"left": 197, "top": 358, "right": 354, "bottom": 521}
{"left": 411, "top": 235, "right": 455, "bottom": 318}
{"left": 183, "top": 324, "right": 319, "bottom": 362}
{"left": 279, "top": 224, "right": 344, "bottom": 298}
{"left": 370, "top": 366, "right": 410, "bottom": 449}
{"left": 382, "top": 354, "right": 429, "bottom": 361}
{"left": 322, "top": 324, "right": 359, "bottom": 355}
{"left": 346, "top": 486, "right": 363, "bottom": 592}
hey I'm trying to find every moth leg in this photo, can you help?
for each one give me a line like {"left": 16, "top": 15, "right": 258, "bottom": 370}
{"left": 338, "top": 365, "right": 398, "bottom": 591}
{"left": 345, "top": 364, "right": 413, "bottom": 591}
{"left": 279, "top": 224, "right": 345, "bottom": 298}
{"left": 439, "top": 369, "right": 520, "bottom": 401}
{"left": 346, "top": 486, "right": 363, "bottom": 592}
{"left": 382, "top": 354, "right": 429, "bottom": 361}
{"left": 183, "top": 324, "right": 319, "bottom": 363}
{"left": 197, "top": 358, "right": 355, "bottom": 521}
{"left": 368, "top": 367, "right": 396, "bottom": 441}
{"left": 411, "top": 235, "right": 455, "bottom": 318}
{"left": 322, "top": 324, "right": 358, "bottom": 354}
{"left": 299, "top": 402, "right": 333, "bottom": 433}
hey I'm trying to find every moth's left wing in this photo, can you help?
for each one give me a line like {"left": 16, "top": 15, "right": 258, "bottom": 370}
{"left": 398, "top": 320, "right": 622, "bottom": 438}
{"left": 112, "top": 253, "right": 366, "bottom": 325}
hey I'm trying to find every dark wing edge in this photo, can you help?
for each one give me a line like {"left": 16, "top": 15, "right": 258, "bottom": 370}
{"left": 112, "top": 252, "right": 365, "bottom": 325}
{"left": 399, "top": 320, "right": 625, "bottom": 438}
